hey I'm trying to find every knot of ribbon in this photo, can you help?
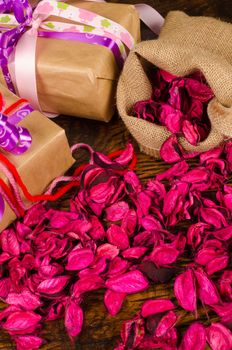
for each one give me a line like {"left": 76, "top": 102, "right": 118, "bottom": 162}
{"left": 0, "top": 96, "right": 32, "bottom": 154}
{"left": 0, "top": 94, "right": 33, "bottom": 222}
{"left": 0, "top": 0, "right": 136, "bottom": 111}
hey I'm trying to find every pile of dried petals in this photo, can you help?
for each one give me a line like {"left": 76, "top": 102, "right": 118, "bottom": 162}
{"left": 0, "top": 142, "right": 231, "bottom": 349}
{"left": 132, "top": 68, "right": 214, "bottom": 147}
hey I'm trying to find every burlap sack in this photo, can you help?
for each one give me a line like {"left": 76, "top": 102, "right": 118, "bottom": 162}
{"left": 117, "top": 11, "right": 232, "bottom": 157}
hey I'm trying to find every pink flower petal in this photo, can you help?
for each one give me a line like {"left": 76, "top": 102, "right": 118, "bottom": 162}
{"left": 141, "top": 299, "right": 175, "bottom": 318}
{"left": 106, "top": 225, "right": 129, "bottom": 251}
{"left": 206, "top": 323, "right": 232, "bottom": 350}
{"left": 104, "top": 289, "right": 126, "bottom": 316}
{"left": 66, "top": 248, "right": 94, "bottom": 271}
{"left": 65, "top": 300, "right": 83, "bottom": 338}
{"left": 37, "top": 276, "right": 70, "bottom": 295}
{"left": 174, "top": 269, "right": 196, "bottom": 312}
{"left": 106, "top": 270, "right": 149, "bottom": 294}
{"left": 179, "top": 322, "right": 206, "bottom": 350}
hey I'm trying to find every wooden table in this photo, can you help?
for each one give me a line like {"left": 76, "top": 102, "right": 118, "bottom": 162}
{"left": 0, "top": 0, "right": 231, "bottom": 349}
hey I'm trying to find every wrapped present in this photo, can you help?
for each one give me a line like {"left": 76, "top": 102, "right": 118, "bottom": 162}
{"left": 0, "top": 0, "right": 140, "bottom": 122}
{"left": 0, "top": 83, "right": 74, "bottom": 231}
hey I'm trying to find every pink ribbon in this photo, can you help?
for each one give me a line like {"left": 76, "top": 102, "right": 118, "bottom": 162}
{"left": 9, "top": 1, "right": 165, "bottom": 114}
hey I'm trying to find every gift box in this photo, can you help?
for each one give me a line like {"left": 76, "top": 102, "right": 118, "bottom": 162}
{"left": 0, "top": 83, "right": 74, "bottom": 231}
{"left": 0, "top": 0, "right": 140, "bottom": 122}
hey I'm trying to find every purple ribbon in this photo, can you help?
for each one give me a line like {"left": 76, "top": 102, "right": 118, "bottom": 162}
{"left": 0, "top": 103, "right": 33, "bottom": 154}
{"left": 0, "top": 0, "right": 125, "bottom": 94}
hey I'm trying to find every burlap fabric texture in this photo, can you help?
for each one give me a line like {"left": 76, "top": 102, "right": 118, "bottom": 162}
{"left": 117, "top": 11, "right": 232, "bottom": 157}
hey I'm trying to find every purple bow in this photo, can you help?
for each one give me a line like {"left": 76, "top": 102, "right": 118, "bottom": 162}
{"left": 0, "top": 0, "right": 125, "bottom": 96}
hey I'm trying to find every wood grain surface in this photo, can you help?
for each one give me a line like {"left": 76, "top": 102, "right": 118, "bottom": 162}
{"left": 0, "top": 0, "right": 231, "bottom": 349}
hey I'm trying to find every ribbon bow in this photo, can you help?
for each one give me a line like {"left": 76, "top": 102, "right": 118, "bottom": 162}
{"left": 0, "top": 0, "right": 136, "bottom": 111}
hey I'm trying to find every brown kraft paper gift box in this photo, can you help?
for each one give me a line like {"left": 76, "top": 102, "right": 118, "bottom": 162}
{"left": 1, "top": 1, "right": 141, "bottom": 122}
{"left": 0, "top": 83, "right": 75, "bottom": 232}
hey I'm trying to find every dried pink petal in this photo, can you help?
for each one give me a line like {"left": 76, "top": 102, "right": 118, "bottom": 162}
{"left": 2, "top": 311, "right": 41, "bottom": 335}
{"left": 122, "top": 247, "right": 147, "bottom": 260}
{"left": 121, "top": 209, "right": 137, "bottom": 237}
{"left": 211, "top": 302, "right": 232, "bottom": 324}
{"left": 106, "top": 225, "right": 129, "bottom": 251}
{"left": 121, "top": 316, "right": 144, "bottom": 348}
{"left": 37, "top": 276, "right": 70, "bottom": 295}
{"left": 160, "top": 135, "right": 184, "bottom": 163}
{"left": 206, "top": 323, "right": 232, "bottom": 350}
{"left": 179, "top": 322, "right": 206, "bottom": 350}
{"left": 73, "top": 275, "right": 104, "bottom": 295}
{"left": 141, "top": 215, "right": 162, "bottom": 231}
{"left": 182, "top": 120, "right": 200, "bottom": 145}
{"left": 141, "top": 299, "right": 175, "bottom": 318}
{"left": 219, "top": 270, "right": 232, "bottom": 300}
{"left": 205, "top": 255, "right": 229, "bottom": 275}
{"left": 105, "top": 270, "right": 149, "bottom": 294}
{"left": 200, "top": 208, "right": 227, "bottom": 229}
{"left": 66, "top": 248, "right": 94, "bottom": 271}
{"left": 14, "top": 335, "right": 43, "bottom": 350}
{"left": 1, "top": 229, "right": 20, "bottom": 256}
{"left": 105, "top": 201, "right": 129, "bottom": 222}
{"left": 104, "top": 289, "right": 126, "bottom": 316}
{"left": 174, "top": 269, "right": 196, "bottom": 312}
{"left": 65, "top": 300, "right": 83, "bottom": 338}
{"left": 149, "top": 245, "right": 179, "bottom": 266}
{"left": 6, "top": 289, "right": 41, "bottom": 311}
{"left": 89, "top": 216, "right": 105, "bottom": 240}
{"left": 97, "top": 243, "right": 119, "bottom": 259}
{"left": 0, "top": 277, "right": 11, "bottom": 299}
{"left": 156, "top": 161, "right": 189, "bottom": 181}
{"left": 107, "top": 257, "right": 128, "bottom": 277}
{"left": 194, "top": 267, "right": 220, "bottom": 305}
{"left": 155, "top": 310, "right": 177, "bottom": 338}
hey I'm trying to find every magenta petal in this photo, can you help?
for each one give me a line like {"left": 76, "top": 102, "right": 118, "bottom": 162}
{"left": 150, "top": 245, "right": 179, "bottom": 266}
{"left": 105, "top": 270, "right": 149, "bottom": 294}
{"left": 37, "top": 276, "right": 70, "bottom": 295}
{"left": 65, "top": 300, "right": 83, "bottom": 338}
{"left": 0, "top": 277, "right": 11, "bottom": 299}
{"left": 104, "top": 289, "right": 126, "bottom": 316}
{"left": 141, "top": 215, "right": 162, "bottom": 231}
{"left": 206, "top": 323, "right": 232, "bottom": 350}
{"left": 14, "top": 335, "right": 43, "bottom": 350}
{"left": 156, "top": 160, "right": 189, "bottom": 181}
{"left": 159, "top": 105, "right": 183, "bottom": 133}
{"left": 206, "top": 255, "right": 229, "bottom": 275}
{"left": 121, "top": 316, "right": 144, "bottom": 348}
{"left": 141, "top": 299, "right": 175, "bottom": 318}
{"left": 3, "top": 311, "right": 41, "bottom": 335}
{"left": 179, "top": 322, "right": 206, "bottom": 350}
{"left": 174, "top": 269, "right": 196, "bottom": 312}
{"left": 73, "top": 275, "right": 104, "bottom": 295}
{"left": 155, "top": 310, "right": 177, "bottom": 338}
{"left": 182, "top": 120, "right": 200, "bottom": 146}
{"left": 66, "top": 248, "right": 94, "bottom": 271}
{"left": 219, "top": 270, "right": 232, "bottom": 301}
{"left": 106, "top": 225, "right": 129, "bottom": 251}
{"left": 89, "top": 216, "right": 105, "bottom": 240}
{"left": 194, "top": 268, "right": 220, "bottom": 305}
{"left": 1, "top": 229, "right": 20, "bottom": 256}
{"left": 6, "top": 289, "right": 41, "bottom": 311}
{"left": 121, "top": 209, "right": 137, "bottom": 237}
{"left": 122, "top": 247, "right": 148, "bottom": 260}
{"left": 97, "top": 243, "right": 119, "bottom": 259}
{"left": 160, "top": 135, "right": 184, "bottom": 163}
{"left": 200, "top": 208, "right": 227, "bottom": 229}
{"left": 105, "top": 201, "right": 129, "bottom": 222}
